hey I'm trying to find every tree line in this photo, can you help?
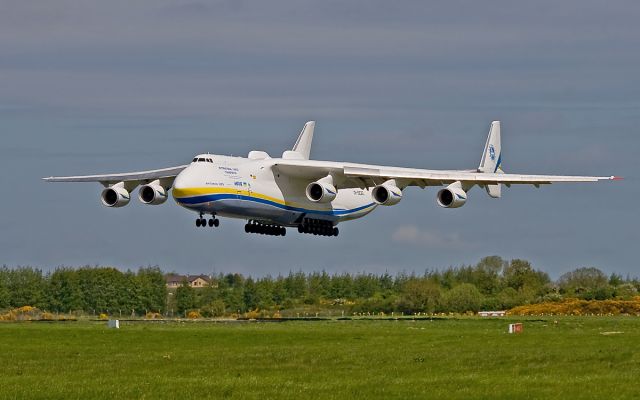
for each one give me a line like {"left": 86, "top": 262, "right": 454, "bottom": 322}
{"left": 0, "top": 266, "right": 165, "bottom": 315}
{"left": 1, "top": 257, "right": 638, "bottom": 316}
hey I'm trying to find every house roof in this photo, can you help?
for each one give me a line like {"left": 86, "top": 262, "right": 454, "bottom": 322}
{"left": 165, "top": 274, "right": 211, "bottom": 284}
{"left": 188, "top": 274, "right": 211, "bottom": 283}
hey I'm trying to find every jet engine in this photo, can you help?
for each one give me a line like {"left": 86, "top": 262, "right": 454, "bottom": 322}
{"left": 101, "top": 186, "right": 130, "bottom": 208}
{"left": 138, "top": 183, "right": 168, "bottom": 205}
{"left": 437, "top": 184, "right": 467, "bottom": 208}
{"left": 305, "top": 181, "right": 337, "bottom": 203}
{"left": 372, "top": 183, "right": 402, "bottom": 206}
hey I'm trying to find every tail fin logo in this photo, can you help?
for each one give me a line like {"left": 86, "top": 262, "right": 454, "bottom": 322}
{"left": 489, "top": 145, "right": 496, "bottom": 161}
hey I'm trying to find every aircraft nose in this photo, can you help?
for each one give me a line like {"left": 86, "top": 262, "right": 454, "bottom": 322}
{"left": 172, "top": 167, "right": 196, "bottom": 201}
{"left": 172, "top": 169, "right": 188, "bottom": 190}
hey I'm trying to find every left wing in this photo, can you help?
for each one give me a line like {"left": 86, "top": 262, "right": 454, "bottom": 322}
{"left": 273, "top": 120, "right": 620, "bottom": 189}
{"left": 273, "top": 159, "right": 619, "bottom": 189}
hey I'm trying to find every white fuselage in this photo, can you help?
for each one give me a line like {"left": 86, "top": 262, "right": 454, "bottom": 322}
{"left": 172, "top": 155, "right": 377, "bottom": 226}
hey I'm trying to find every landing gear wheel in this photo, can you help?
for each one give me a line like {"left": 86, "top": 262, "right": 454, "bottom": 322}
{"left": 213, "top": 219, "right": 220, "bottom": 227}
{"left": 208, "top": 219, "right": 214, "bottom": 227}
{"left": 333, "top": 227, "right": 339, "bottom": 236}
{"left": 196, "top": 219, "right": 201, "bottom": 227}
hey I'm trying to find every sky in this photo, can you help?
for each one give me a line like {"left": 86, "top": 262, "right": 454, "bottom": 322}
{"left": 0, "top": 1, "right": 638, "bottom": 278}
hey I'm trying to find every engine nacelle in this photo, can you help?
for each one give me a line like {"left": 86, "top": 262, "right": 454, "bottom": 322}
{"left": 101, "top": 186, "right": 130, "bottom": 208}
{"left": 306, "top": 181, "right": 337, "bottom": 203}
{"left": 437, "top": 185, "right": 467, "bottom": 208}
{"left": 138, "top": 183, "right": 168, "bottom": 205}
{"left": 371, "top": 184, "right": 403, "bottom": 206}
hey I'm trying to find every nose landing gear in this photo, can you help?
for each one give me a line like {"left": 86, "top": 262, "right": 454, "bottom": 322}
{"left": 196, "top": 213, "right": 219, "bottom": 228}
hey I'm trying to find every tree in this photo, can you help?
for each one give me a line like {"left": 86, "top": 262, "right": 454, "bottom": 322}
{"left": 48, "top": 268, "right": 85, "bottom": 312}
{"left": 503, "top": 259, "right": 550, "bottom": 295}
{"left": 398, "top": 279, "right": 441, "bottom": 313}
{"left": 175, "top": 281, "right": 196, "bottom": 314}
{"left": 472, "top": 256, "right": 506, "bottom": 295}
{"left": 0, "top": 267, "right": 11, "bottom": 309}
{"left": 136, "top": 267, "right": 167, "bottom": 313}
{"left": 442, "top": 283, "right": 484, "bottom": 313}
{"left": 558, "top": 267, "right": 612, "bottom": 300}
{"left": 8, "top": 267, "right": 47, "bottom": 308}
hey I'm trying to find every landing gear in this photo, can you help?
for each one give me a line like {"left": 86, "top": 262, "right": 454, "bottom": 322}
{"left": 196, "top": 213, "right": 219, "bottom": 228}
{"left": 244, "top": 220, "right": 286, "bottom": 237}
{"left": 298, "top": 218, "right": 338, "bottom": 237}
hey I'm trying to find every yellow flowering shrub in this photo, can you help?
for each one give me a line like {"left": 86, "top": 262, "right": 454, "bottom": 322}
{"left": 508, "top": 298, "right": 640, "bottom": 316}
{"left": 187, "top": 311, "right": 201, "bottom": 319}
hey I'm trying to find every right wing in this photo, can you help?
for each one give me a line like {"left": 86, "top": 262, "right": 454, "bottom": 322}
{"left": 43, "top": 165, "right": 188, "bottom": 187}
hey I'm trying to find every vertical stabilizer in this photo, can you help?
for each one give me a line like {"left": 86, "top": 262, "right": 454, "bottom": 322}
{"left": 291, "top": 121, "right": 315, "bottom": 160}
{"left": 478, "top": 121, "right": 503, "bottom": 198}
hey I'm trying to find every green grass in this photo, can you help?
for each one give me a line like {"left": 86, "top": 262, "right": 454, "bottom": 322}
{"left": 1, "top": 317, "right": 639, "bottom": 399}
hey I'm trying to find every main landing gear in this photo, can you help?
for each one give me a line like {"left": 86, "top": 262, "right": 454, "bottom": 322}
{"left": 298, "top": 218, "right": 339, "bottom": 237}
{"left": 245, "top": 220, "right": 286, "bottom": 236}
{"left": 195, "top": 213, "right": 219, "bottom": 228}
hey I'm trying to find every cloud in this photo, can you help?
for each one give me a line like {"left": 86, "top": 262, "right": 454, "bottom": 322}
{"left": 391, "top": 225, "right": 468, "bottom": 249}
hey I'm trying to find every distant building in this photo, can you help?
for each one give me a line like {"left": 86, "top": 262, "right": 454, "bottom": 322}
{"left": 478, "top": 311, "right": 506, "bottom": 317}
{"left": 165, "top": 274, "right": 214, "bottom": 288}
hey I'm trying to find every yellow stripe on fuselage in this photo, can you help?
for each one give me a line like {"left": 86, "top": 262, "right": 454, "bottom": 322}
{"left": 173, "top": 187, "right": 289, "bottom": 207}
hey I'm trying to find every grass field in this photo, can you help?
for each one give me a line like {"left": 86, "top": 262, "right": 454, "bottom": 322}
{"left": 1, "top": 317, "right": 639, "bottom": 399}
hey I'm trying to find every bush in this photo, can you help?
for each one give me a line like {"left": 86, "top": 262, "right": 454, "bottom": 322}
{"left": 187, "top": 311, "right": 201, "bottom": 319}
{"left": 508, "top": 298, "right": 640, "bottom": 316}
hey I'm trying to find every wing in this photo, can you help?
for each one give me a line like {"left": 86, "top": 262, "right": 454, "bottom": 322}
{"left": 272, "top": 159, "right": 619, "bottom": 188}
{"left": 43, "top": 165, "right": 188, "bottom": 187}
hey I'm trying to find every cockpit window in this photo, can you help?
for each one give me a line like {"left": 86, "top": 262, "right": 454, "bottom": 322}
{"left": 192, "top": 156, "right": 214, "bottom": 163}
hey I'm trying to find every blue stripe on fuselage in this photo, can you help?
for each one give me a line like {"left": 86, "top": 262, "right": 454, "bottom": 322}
{"left": 176, "top": 193, "right": 375, "bottom": 216}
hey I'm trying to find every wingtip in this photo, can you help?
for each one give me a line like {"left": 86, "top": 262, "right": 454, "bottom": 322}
{"left": 611, "top": 176, "right": 624, "bottom": 181}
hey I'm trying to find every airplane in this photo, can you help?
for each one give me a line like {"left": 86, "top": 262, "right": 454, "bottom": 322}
{"left": 44, "top": 121, "right": 620, "bottom": 237}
